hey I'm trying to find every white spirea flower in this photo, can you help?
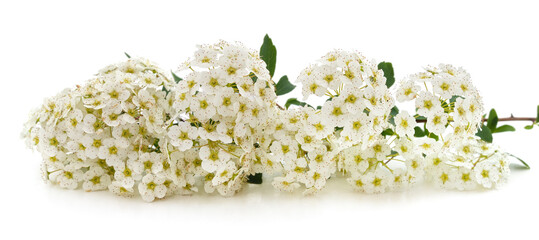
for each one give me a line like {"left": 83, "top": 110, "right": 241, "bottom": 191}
{"left": 22, "top": 41, "right": 511, "bottom": 201}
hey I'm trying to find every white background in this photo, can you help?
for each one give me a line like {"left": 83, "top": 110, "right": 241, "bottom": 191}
{"left": 1, "top": 0, "right": 538, "bottom": 239}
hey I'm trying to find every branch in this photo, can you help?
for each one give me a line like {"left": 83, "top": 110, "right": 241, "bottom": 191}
{"left": 416, "top": 116, "right": 536, "bottom": 123}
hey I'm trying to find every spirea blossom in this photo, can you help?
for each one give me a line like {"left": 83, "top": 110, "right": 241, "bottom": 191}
{"left": 22, "top": 40, "right": 516, "bottom": 202}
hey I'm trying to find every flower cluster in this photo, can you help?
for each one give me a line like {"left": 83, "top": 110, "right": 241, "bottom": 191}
{"left": 23, "top": 40, "right": 514, "bottom": 202}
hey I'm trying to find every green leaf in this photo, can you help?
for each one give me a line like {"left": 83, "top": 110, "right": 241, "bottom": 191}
{"left": 260, "top": 34, "right": 277, "bottom": 78}
{"left": 377, "top": 62, "right": 395, "bottom": 88}
{"left": 414, "top": 114, "right": 427, "bottom": 121}
{"left": 426, "top": 131, "right": 439, "bottom": 141}
{"left": 524, "top": 124, "right": 534, "bottom": 130}
{"left": 493, "top": 125, "right": 516, "bottom": 133}
{"left": 275, "top": 75, "right": 295, "bottom": 96}
{"left": 475, "top": 125, "right": 493, "bottom": 143}
{"left": 171, "top": 71, "right": 182, "bottom": 83}
{"left": 507, "top": 153, "right": 530, "bottom": 169}
{"left": 246, "top": 173, "right": 263, "bottom": 184}
{"left": 486, "top": 109, "right": 498, "bottom": 130}
{"left": 285, "top": 98, "right": 307, "bottom": 109}
{"left": 414, "top": 126, "right": 425, "bottom": 137}
{"left": 124, "top": 52, "right": 131, "bottom": 58}
{"left": 381, "top": 128, "right": 395, "bottom": 137}
{"left": 449, "top": 95, "right": 462, "bottom": 104}
{"left": 536, "top": 105, "right": 539, "bottom": 121}
{"left": 389, "top": 106, "right": 399, "bottom": 126}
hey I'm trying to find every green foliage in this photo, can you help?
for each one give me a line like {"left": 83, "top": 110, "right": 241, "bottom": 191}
{"left": 507, "top": 153, "right": 531, "bottom": 169}
{"left": 246, "top": 173, "right": 263, "bottom": 184}
{"left": 492, "top": 125, "right": 515, "bottom": 133}
{"left": 389, "top": 106, "right": 399, "bottom": 126}
{"left": 486, "top": 109, "right": 498, "bottom": 130}
{"left": 260, "top": 34, "right": 277, "bottom": 78}
{"left": 275, "top": 75, "right": 296, "bottom": 96}
{"left": 381, "top": 128, "right": 395, "bottom": 137}
{"left": 171, "top": 71, "right": 182, "bottom": 83}
{"left": 414, "top": 114, "right": 427, "bottom": 121}
{"left": 475, "top": 125, "right": 493, "bottom": 143}
{"left": 285, "top": 98, "right": 307, "bottom": 109}
{"left": 414, "top": 126, "right": 425, "bottom": 137}
{"left": 124, "top": 52, "right": 131, "bottom": 58}
{"left": 449, "top": 95, "right": 462, "bottom": 104}
{"left": 377, "top": 62, "right": 395, "bottom": 88}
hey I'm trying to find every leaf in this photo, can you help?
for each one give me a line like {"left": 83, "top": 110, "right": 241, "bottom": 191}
{"left": 475, "top": 125, "right": 493, "bottom": 143}
{"left": 389, "top": 106, "right": 399, "bottom": 126}
{"left": 537, "top": 105, "right": 539, "bottom": 121}
{"left": 414, "top": 126, "right": 425, "bottom": 137}
{"left": 260, "top": 34, "right": 277, "bottom": 78}
{"left": 524, "top": 124, "right": 534, "bottom": 130}
{"left": 507, "top": 153, "right": 530, "bottom": 169}
{"left": 414, "top": 114, "right": 427, "bottom": 121}
{"left": 486, "top": 109, "right": 498, "bottom": 130}
{"left": 171, "top": 71, "right": 182, "bottom": 83}
{"left": 493, "top": 125, "right": 516, "bottom": 133}
{"left": 246, "top": 173, "right": 263, "bottom": 184}
{"left": 275, "top": 75, "right": 296, "bottom": 96}
{"left": 425, "top": 130, "right": 439, "bottom": 141}
{"left": 124, "top": 52, "right": 131, "bottom": 58}
{"left": 381, "top": 128, "right": 395, "bottom": 137}
{"left": 377, "top": 62, "right": 395, "bottom": 88}
{"left": 449, "top": 95, "right": 462, "bottom": 104}
{"left": 285, "top": 98, "right": 307, "bottom": 109}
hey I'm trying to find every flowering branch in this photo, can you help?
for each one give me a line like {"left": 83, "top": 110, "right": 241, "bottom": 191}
{"left": 21, "top": 34, "right": 537, "bottom": 202}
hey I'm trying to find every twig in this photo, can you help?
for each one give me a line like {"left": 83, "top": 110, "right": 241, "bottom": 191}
{"left": 416, "top": 116, "right": 536, "bottom": 123}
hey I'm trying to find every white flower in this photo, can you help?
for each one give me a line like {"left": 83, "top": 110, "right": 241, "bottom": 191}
{"left": 102, "top": 104, "right": 123, "bottom": 127}
{"left": 307, "top": 146, "right": 332, "bottom": 170}
{"left": 272, "top": 175, "right": 300, "bottom": 192}
{"left": 98, "top": 138, "right": 127, "bottom": 168}
{"left": 474, "top": 162, "right": 500, "bottom": 189}
{"left": 394, "top": 138, "right": 417, "bottom": 160}
{"left": 213, "top": 88, "right": 238, "bottom": 117}
{"left": 365, "top": 140, "right": 391, "bottom": 161}
{"left": 299, "top": 168, "right": 330, "bottom": 190}
{"left": 343, "top": 146, "right": 369, "bottom": 173}
{"left": 321, "top": 97, "right": 348, "bottom": 127}
{"left": 431, "top": 166, "right": 457, "bottom": 189}
{"left": 190, "top": 93, "right": 216, "bottom": 121}
{"left": 295, "top": 131, "right": 320, "bottom": 152}
{"left": 132, "top": 152, "right": 164, "bottom": 174}
{"left": 417, "top": 138, "right": 442, "bottom": 155}
{"left": 305, "top": 113, "right": 333, "bottom": 140}
{"left": 454, "top": 167, "right": 477, "bottom": 190}
{"left": 415, "top": 92, "right": 442, "bottom": 117}
{"left": 212, "top": 161, "right": 236, "bottom": 185}
{"left": 168, "top": 122, "right": 198, "bottom": 151}
{"left": 269, "top": 137, "right": 299, "bottom": 162}
{"left": 108, "top": 181, "right": 135, "bottom": 197}
{"left": 313, "top": 64, "right": 343, "bottom": 90}
{"left": 362, "top": 168, "right": 391, "bottom": 194}
{"left": 82, "top": 166, "right": 111, "bottom": 191}
{"left": 396, "top": 79, "right": 420, "bottom": 102}
{"left": 199, "top": 146, "right": 230, "bottom": 173}
{"left": 394, "top": 110, "right": 415, "bottom": 138}
{"left": 112, "top": 123, "right": 138, "bottom": 148}
{"left": 340, "top": 86, "right": 365, "bottom": 113}
{"left": 56, "top": 164, "right": 83, "bottom": 190}
{"left": 432, "top": 75, "right": 456, "bottom": 99}
{"left": 425, "top": 108, "right": 448, "bottom": 136}
{"left": 341, "top": 112, "right": 370, "bottom": 143}
{"left": 138, "top": 173, "right": 167, "bottom": 202}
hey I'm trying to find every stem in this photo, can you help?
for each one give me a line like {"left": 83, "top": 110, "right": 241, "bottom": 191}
{"left": 416, "top": 116, "right": 536, "bottom": 123}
